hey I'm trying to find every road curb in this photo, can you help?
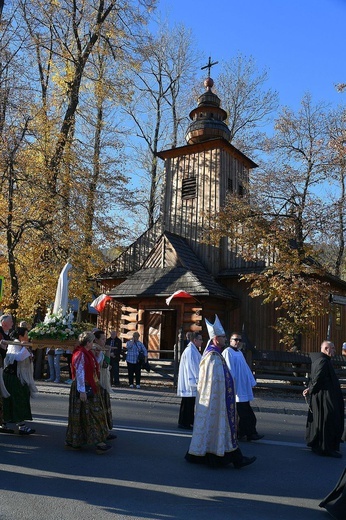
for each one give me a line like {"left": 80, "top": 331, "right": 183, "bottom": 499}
{"left": 35, "top": 382, "right": 308, "bottom": 416}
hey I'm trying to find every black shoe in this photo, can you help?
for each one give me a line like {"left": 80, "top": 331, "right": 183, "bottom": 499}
{"left": 0, "top": 426, "right": 15, "bottom": 434}
{"left": 106, "top": 433, "right": 117, "bottom": 440}
{"left": 234, "top": 456, "right": 257, "bottom": 469}
{"left": 18, "top": 425, "right": 35, "bottom": 435}
{"left": 311, "top": 447, "right": 324, "bottom": 455}
{"left": 65, "top": 442, "right": 81, "bottom": 451}
{"left": 96, "top": 443, "right": 112, "bottom": 454}
{"left": 248, "top": 433, "right": 264, "bottom": 441}
{"left": 325, "top": 450, "right": 342, "bottom": 459}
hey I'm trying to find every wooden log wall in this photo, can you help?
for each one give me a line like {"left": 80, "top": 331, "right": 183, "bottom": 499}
{"left": 98, "top": 277, "right": 346, "bottom": 356}
{"left": 121, "top": 305, "right": 139, "bottom": 342}
{"left": 181, "top": 302, "right": 203, "bottom": 335}
{"left": 223, "top": 277, "right": 346, "bottom": 354}
{"left": 162, "top": 142, "right": 253, "bottom": 277}
{"left": 163, "top": 149, "right": 219, "bottom": 274}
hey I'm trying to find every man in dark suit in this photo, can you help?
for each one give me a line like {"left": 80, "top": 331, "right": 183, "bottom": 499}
{"left": 106, "top": 331, "right": 122, "bottom": 386}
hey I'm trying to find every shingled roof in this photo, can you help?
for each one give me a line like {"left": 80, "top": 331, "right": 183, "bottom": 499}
{"left": 108, "top": 232, "right": 238, "bottom": 302}
{"left": 108, "top": 266, "right": 236, "bottom": 300}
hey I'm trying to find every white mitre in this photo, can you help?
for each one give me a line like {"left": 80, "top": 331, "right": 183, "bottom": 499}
{"left": 205, "top": 315, "right": 225, "bottom": 339}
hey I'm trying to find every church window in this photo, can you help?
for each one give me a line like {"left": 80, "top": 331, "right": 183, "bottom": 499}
{"left": 238, "top": 184, "right": 244, "bottom": 197}
{"left": 182, "top": 176, "right": 197, "bottom": 200}
{"left": 227, "top": 178, "right": 233, "bottom": 192}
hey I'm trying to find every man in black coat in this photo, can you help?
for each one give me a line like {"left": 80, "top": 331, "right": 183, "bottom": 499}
{"left": 303, "top": 341, "right": 344, "bottom": 458}
{"left": 320, "top": 467, "right": 346, "bottom": 519}
{"left": 106, "top": 331, "right": 122, "bottom": 386}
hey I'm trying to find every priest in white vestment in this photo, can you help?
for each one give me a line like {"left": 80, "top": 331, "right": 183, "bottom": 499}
{"left": 223, "top": 332, "right": 263, "bottom": 441}
{"left": 185, "top": 315, "right": 256, "bottom": 468}
{"left": 177, "top": 332, "right": 202, "bottom": 429}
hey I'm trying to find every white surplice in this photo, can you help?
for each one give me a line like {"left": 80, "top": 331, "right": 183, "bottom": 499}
{"left": 222, "top": 347, "right": 256, "bottom": 402}
{"left": 177, "top": 342, "right": 201, "bottom": 397}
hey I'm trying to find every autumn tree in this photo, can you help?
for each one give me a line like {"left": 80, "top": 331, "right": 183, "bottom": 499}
{"left": 206, "top": 94, "right": 336, "bottom": 347}
{"left": 0, "top": 111, "right": 53, "bottom": 315}
{"left": 0, "top": 0, "right": 157, "bottom": 317}
{"left": 20, "top": 0, "right": 155, "bottom": 191}
{"left": 63, "top": 45, "right": 137, "bottom": 315}
{"left": 215, "top": 54, "right": 279, "bottom": 156}
{"left": 322, "top": 108, "right": 346, "bottom": 278}
{"left": 123, "top": 23, "right": 199, "bottom": 229}
{"left": 0, "top": 2, "right": 53, "bottom": 315}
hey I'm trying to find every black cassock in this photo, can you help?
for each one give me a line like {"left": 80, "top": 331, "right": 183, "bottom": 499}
{"left": 306, "top": 352, "right": 344, "bottom": 455}
{"left": 319, "top": 467, "right": 346, "bottom": 520}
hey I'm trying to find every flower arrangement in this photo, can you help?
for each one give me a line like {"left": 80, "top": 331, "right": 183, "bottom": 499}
{"left": 28, "top": 308, "right": 90, "bottom": 342}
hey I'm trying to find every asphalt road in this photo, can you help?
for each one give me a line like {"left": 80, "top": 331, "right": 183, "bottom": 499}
{"left": 0, "top": 392, "right": 344, "bottom": 520}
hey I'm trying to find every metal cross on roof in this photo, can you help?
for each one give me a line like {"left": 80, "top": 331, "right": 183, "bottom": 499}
{"left": 201, "top": 56, "right": 219, "bottom": 77}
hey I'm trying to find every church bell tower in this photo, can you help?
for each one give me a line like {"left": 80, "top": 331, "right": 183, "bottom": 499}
{"left": 157, "top": 62, "right": 257, "bottom": 275}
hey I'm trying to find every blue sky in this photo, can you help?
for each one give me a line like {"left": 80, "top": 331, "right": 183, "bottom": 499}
{"left": 158, "top": 0, "right": 346, "bottom": 110}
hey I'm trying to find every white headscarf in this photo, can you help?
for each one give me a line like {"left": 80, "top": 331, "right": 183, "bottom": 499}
{"left": 4, "top": 342, "right": 38, "bottom": 397}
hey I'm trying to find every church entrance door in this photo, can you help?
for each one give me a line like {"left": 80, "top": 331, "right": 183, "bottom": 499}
{"left": 144, "top": 309, "right": 177, "bottom": 360}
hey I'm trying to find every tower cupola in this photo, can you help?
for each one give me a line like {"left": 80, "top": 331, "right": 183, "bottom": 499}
{"left": 185, "top": 76, "right": 231, "bottom": 144}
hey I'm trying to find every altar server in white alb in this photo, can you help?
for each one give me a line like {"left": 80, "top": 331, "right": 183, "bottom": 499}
{"left": 222, "top": 332, "right": 263, "bottom": 441}
{"left": 185, "top": 315, "right": 256, "bottom": 469}
{"left": 177, "top": 331, "right": 202, "bottom": 430}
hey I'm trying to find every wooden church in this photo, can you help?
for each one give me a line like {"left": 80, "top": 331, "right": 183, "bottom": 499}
{"left": 96, "top": 73, "right": 346, "bottom": 355}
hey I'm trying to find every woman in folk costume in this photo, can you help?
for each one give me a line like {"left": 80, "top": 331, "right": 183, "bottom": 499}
{"left": 93, "top": 329, "right": 114, "bottom": 433}
{"left": 0, "top": 315, "right": 13, "bottom": 433}
{"left": 3, "top": 327, "right": 37, "bottom": 434}
{"left": 185, "top": 315, "right": 256, "bottom": 469}
{"left": 65, "top": 331, "right": 111, "bottom": 454}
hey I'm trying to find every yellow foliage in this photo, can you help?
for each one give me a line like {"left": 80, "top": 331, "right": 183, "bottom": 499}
{"left": 205, "top": 192, "right": 330, "bottom": 347}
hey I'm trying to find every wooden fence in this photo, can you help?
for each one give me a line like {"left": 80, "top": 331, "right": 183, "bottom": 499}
{"left": 248, "top": 350, "right": 346, "bottom": 393}
{"left": 36, "top": 347, "right": 346, "bottom": 394}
